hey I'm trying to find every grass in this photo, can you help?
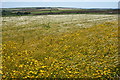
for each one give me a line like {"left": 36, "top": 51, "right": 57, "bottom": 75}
{"left": 1, "top": 14, "right": 119, "bottom": 79}
{"left": 31, "top": 11, "right": 61, "bottom": 14}
{"left": 31, "top": 9, "right": 117, "bottom": 15}
{"left": 31, "top": 10, "right": 82, "bottom": 13}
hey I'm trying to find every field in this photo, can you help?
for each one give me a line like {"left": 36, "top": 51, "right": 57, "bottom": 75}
{"left": 2, "top": 7, "right": 118, "bottom": 16}
{"left": 1, "top": 14, "right": 119, "bottom": 79}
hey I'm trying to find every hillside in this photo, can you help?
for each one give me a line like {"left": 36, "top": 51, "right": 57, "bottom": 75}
{"left": 1, "top": 7, "right": 118, "bottom": 16}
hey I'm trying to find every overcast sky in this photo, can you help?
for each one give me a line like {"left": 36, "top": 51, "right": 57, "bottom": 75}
{"left": 2, "top": 0, "right": 120, "bottom": 2}
{"left": 1, "top": 0, "right": 119, "bottom": 8}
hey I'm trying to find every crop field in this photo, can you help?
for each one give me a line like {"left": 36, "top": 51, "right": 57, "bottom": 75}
{"left": 1, "top": 14, "right": 119, "bottom": 79}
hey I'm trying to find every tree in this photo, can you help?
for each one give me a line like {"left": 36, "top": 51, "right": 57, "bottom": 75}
{"left": 2, "top": 10, "right": 12, "bottom": 16}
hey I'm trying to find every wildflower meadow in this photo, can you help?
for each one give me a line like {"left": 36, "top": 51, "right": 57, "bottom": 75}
{"left": 1, "top": 14, "right": 119, "bottom": 79}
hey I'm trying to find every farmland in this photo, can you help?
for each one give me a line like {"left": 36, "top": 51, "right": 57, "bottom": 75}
{"left": 2, "top": 7, "right": 118, "bottom": 16}
{"left": 1, "top": 14, "right": 119, "bottom": 79}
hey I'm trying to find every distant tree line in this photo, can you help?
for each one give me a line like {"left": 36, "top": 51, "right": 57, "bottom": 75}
{"left": 15, "top": 12, "right": 31, "bottom": 15}
{"left": 2, "top": 10, "right": 31, "bottom": 16}
{"left": 35, "top": 9, "right": 119, "bottom": 15}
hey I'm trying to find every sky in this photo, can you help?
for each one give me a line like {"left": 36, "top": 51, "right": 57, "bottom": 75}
{"left": 1, "top": 0, "right": 119, "bottom": 8}
{"left": 2, "top": 0, "right": 120, "bottom": 2}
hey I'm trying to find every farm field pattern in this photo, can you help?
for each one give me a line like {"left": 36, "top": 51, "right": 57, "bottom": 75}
{"left": 2, "top": 14, "right": 119, "bottom": 79}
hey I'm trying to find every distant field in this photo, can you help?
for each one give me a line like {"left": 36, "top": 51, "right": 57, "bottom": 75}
{"left": 31, "top": 10, "right": 61, "bottom": 14}
{"left": 2, "top": 7, "right": 118, "bottom": 16}
{"left": 2, "top": 14, "right": 119, "bottom": 79}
